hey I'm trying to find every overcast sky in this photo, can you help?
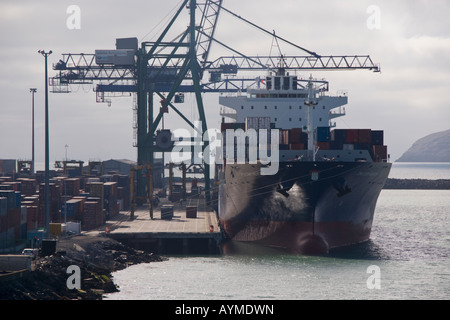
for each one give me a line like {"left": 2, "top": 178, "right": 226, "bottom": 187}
{"left": 1, "top": 0, "right": 449, "bottom": 169}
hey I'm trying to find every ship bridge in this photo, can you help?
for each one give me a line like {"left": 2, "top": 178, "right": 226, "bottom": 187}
{"left": 219, "top": 74, "right": 347, "bottom": 130}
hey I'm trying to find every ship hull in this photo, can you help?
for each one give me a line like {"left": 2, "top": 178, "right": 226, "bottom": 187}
{"left": 218, "top": 161, "right": 391, "bottom": 254}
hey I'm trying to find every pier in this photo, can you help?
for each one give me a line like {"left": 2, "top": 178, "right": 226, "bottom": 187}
{"left": 95, "top": 196, "right": 223, "bottom": 255}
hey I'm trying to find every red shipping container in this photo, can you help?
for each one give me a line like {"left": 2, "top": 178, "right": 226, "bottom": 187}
{"left": 316, "top": 142, "right": 331, "bottom": 150}
{"left": 373, "top": 145, "right": 388, "bottom": 162}
{"left": 358, "top": 129, "right": 372, "bottom": 144}
{"left": 82, "top": 201, "right": 104, "bottom": 230}
{"left": 221, "top": 123, "right": 233, "bottom": 132}
{"left": 17, "top": 178, "right": 37, "bottom": 196}
{"left": 289, "top": 128, "right": 303, "bottom": 144}
{"left": 64, "top": 178, "right": 81, "bottom": 196}
{"left": 345, "top": 129, "right": 359, "bottom": 144}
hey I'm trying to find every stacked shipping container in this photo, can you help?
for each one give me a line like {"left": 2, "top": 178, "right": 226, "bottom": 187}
{"left": 330, "top": 128, "right": 388, "bottom": 162}
{"left": 0, "top": 185, "right": 23, "bottom": 250}
{"left": 0, "top": 169, "right": 133, "bottom": 251}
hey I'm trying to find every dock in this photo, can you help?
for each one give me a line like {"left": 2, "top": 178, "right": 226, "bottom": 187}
{"left": 92, "top": 196, "right": 223, "bottom": 255}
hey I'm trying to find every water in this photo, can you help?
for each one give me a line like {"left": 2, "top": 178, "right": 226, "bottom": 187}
{"left": 105, "top": 163, "right": 450, "bottom": 300}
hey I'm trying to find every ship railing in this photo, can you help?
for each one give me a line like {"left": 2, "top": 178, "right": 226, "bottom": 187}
{"left": 220, "top": 107, "right": 238, "bottom": 119}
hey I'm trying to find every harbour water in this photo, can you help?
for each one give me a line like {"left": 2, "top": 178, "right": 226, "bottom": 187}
{"left": 105, "top": 163, "right": 450, "bottom": 300}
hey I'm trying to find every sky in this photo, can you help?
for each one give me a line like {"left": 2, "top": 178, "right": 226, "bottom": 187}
{"left": 1, "top": 0, "right": 449, "bottom": 169}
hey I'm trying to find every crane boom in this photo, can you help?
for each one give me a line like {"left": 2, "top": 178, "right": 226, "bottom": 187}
{"left": 196, "top": 0, "right": 223, "bottom": 72}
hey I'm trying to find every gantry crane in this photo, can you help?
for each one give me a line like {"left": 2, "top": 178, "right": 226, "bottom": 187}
{"left": 50, "top": 0, "right": 379, "bottom": 206}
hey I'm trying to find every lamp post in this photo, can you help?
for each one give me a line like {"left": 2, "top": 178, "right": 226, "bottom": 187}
{"left": 30, "top": 88, "right": 37, "bottom": 175}
{"left": 38, "top": 50, "right": 52, "bottom": 238}
{"left": 65, "top": 144, "right": 69, "bottom": 161}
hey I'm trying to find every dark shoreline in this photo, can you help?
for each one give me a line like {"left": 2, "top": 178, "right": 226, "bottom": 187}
{"left": 0, "top": 234, "right": 165, "bottom": 300}
{"left": 384, "top": 178, "right": 450, "bottom": 190}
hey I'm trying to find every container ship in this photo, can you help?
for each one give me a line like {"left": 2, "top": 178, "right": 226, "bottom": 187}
{"left": 215, "top": 70, "right": 391, "bottom": 254}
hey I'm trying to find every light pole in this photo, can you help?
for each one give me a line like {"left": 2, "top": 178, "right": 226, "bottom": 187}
{"left": 30, "top": 88, "right": 37, "bottom": 175}
{"left": 38, "top": 49, "right": 52, "bottom": 238}
{"left": 65, "top": 144, "right": 69, "bottom": 161}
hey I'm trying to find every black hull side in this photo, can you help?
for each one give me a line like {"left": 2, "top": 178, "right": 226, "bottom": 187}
{"left": 218, "top": 161, "right": 391, "bottom": 253}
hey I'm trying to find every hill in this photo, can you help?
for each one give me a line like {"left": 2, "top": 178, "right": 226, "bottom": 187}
{"left": 397, "top": 129, "right": 450, "bottom": 162}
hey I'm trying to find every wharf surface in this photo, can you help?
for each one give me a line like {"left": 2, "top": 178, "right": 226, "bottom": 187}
{"left": 89, "top": 197, "right": 222, "bottom": 255}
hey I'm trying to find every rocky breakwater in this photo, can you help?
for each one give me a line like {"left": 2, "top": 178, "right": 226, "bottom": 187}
{"left": 0, "top": 234, "right": 164, "bottom": 300}
{"left": 384, "top": 178, "right": 450, "bottom": 190}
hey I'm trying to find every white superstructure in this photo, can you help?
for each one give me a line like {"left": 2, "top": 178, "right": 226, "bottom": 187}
{"left": 218, "top": 72, "right": 378, "bottom": 163}
{"left": 219, "top": 73, "right": 347, "bottom": 130}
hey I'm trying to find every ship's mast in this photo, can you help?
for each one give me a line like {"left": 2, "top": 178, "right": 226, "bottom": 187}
{"left": 305, "top": 75, "right": 318, "bottom": 161}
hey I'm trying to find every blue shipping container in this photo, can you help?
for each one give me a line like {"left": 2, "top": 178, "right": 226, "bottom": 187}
{"left": 371, "top": 130, "right": 384, "bottom": 145}
{"left": 317, "top": 127, "right": 331, "bottom": 142}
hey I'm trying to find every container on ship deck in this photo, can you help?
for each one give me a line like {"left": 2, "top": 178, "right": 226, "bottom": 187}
{"left": 373, "top": 145, "right": 388, "bottom": 162}
{"left": 289, "top": 143, "right": 305, "bottom": 150}
{"left": 316, "top": 141, "right": 331, "bottom": 150}
{"left": 371, "top": 130, "right": 384, "bottom": 145}
{"left": 330, "top": 140, "right": 343, "bottom": 150}
{"left": 345, "top": 129, "right": 359, "bottom": 144}
{"left": 316, "top": 127, "right": 331, "bottom": 142}
{"left": 279, "top": 129, "right": 290, "bottom": 145}
{"left": 232, "top": 123, "right": 246, "bottom": 130}
{"left": 221, "top": 123, "right": 233, "bottom": 132}
{"left": 357, "top": 129, "right": 372, "bottom": 144}
{"left": 289, "top": 128, "right": 303, "bottom": 144}
{"left": 331, "top": 129, "right": 347, "bottom": 144}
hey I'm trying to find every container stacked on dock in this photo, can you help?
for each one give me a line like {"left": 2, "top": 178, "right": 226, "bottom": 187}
{"left": 104, "top": 182, "right": 118, "bottom": 219}
{"left": 0, "top": 179, "right": 23, "bottom": 251}
{"left": 0, "top": 163, "right": 136, "bottom": 251}
{"left": 116, "top": 174, "right": 130, "bottom": 211}
{"left": 38, "top": 183, "right": 61, "bottom": 226}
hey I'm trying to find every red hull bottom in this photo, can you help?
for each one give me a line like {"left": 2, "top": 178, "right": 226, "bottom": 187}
{"left": 220, "top": 219, "right": 372, "bottom": 255}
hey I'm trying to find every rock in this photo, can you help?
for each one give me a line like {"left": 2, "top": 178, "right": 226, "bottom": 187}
{"left": 0, "top": 234, "right": 165, "bottom": 300}
{"left": 384, "top": 178, "right": 450, "bottom": 189}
